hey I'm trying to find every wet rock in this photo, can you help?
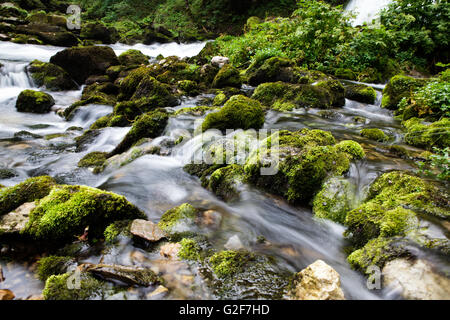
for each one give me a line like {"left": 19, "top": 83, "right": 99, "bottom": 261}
{"left": 0, "top": 201, "right": 35, "bottom": 236}
{"left": 383, "top": 258, "right": 450, "bottom": 300}
{"left": 27, "top": 60, "right": 78, "bottom": 91}
{"left": 16, "top": 89, "right": 55, "bottom": 113}
{"left": 159, "top": 242, "right": 181, "bottom": 260}
{"left": 211, "top": 56, "right": 229, "bottom": 68}
{"left": 147, "top": 285, "right": 169, "bottom": 299}
{"left": 130, "top": 219, "right": 167, "bottom": 242}
{"left": 345, "top": 84, "right": 377, "bottom": 104}
{"left": 291, "top": 260, "right": 345, "bottom": 300}
{"left": 83, "top": 263, "right": 160, "bottom": 287}
{"left": 0, "top": 289, "right": 15, "bottom": 300}
{"left": 224, "top": 235, "right": 244, "bottom": 251}
{"left": 50, "top": 46, "right": 119, "bottom": 85}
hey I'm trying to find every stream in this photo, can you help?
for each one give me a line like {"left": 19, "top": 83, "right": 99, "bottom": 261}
{"left": 0, "top": 0, "right": 448, "bottom": 297}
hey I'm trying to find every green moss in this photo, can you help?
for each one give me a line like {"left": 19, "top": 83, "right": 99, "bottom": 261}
{"left": 78, "top": 152, "right": 108, "bottom": 168}
{"left": 103, "top": 220, "right": 132, "bottom": 243}
{"left": 118, "top": 66, "right": 153, "bottom": 101}
{"left": 345, "top": 84, "right": 377, "bottom": 104}
{"left": 109, "top": 110, "right": 168, "bottom": 156}
{"left": 360, "top": 128, "right": 389, "bottom": 142}
{"left": 178, "top": 238, "right": 202, "bottom": 261}
{"left": 0, "top": 168, "right": 17, "bottom": 179}
{"left": 213, "top": 92, "right": 227, "bottom": 106}
{"left": 244, "top": 129, "right": 352, "bottom": 204}
{"left": 209, "top": 250, "right": 254, "bottom": 278}
{"left": 23, "top": 185, "right": 146, "bottom": 242}
{"left": 251, "top": 81, "right": 334, "bottom": 111}
{"left": 0, "top": 176, "right": 56, "bottom": 216}
{"left": 16, "top": 90, "right": 55, "bottom": 114}
{"left": 174, "top": 106, "right": 217, "bottom": 117}
{"left": 43, "top": 272, "right": 108, "bottom": 300}
{"left": 381, "top": 75, "right": 428, "bottom": 110}
{"left": 334, "top": 68, "right": 356, "bottom": 80}
{"left": 347, "top": 238, "right": 407, "bottom": 272}
{"left": 212, "top": 64, "right": 242, "bottom": 88}
{"left": 28, "top": 60, "right": 78, "bottom": 91}
{"left": 313, "top": 177, "right": 356, "bottom": 224}
{"left": 316, "top": 80, "right": 345, "bottom": 107}
{"left": 403, "top": 117, "right": 450, "bottom": 150}
{"left": 37, "top": 256, "right": 74, "bottom": 281}
{"left": 208, "top": 165, "right": 244, "bottom": 202}
{"left": 118, "top": 49, "right": 149, "bottom": 68}
{"left": 335, "top": 140, "right": 366, "bottom": 160}
{"left": 81, "top": 82, "right": 118, "bottom": 106}
{"left": 177, "top": 80, "right": 199, "bottom": 96}
{"left": 130, "top": 75, "right": 177, "bottom": 109}
{"left": 246, "top": 56, "right": 296, "bottom": 86}
{"left": 202, "top": 95, "right": 265, "bottom": 132}
{"left": 158, "top": 203, "right": 198, "bottom": 234}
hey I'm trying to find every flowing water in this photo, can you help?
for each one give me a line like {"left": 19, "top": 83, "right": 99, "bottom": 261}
{"left": 0, "top": 40, "right": 447, "bottom": 300}
{"left": 345, "top": 0, "right": 392, "bottom": 26}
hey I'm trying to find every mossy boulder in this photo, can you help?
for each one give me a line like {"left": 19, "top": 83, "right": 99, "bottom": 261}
{"left": 37, "top": 256, "right": 74, "bottom": 281}
{"left": 80, "top": 22, "right": 118, "bottom": 44}
{"left": 345, "top": 171, "right": 449, "bottom": 249}
{"left": 207, "top": 164, "right": 245, "bottom": 202}
{"left": 202, "top": 95, "right": 265, "bottom": 132}
{"left": 16, "top": 89, "right": 55, "bottom": 114}
{"left": 209, "top": 250, "right": 254, "bottom": 278}
{"left": 244, "top": 129, "right": 359, "bottom": 204}
{"left": 403, "top": 117, "right": 450, "bottom": 150}
{"left": 158, "top": 203, "right": 199, "bottom": 236}
{"left": 80, "top": 82, "right": 118, "bottom": 106}
{"left": 118, "top": 49, "right": 149, "bottom": 68}
{"left": 212, "top": 64, "right": 242, "bottom": 89}
{"left": 0, "top": 176, "right": 56, "bottom": 216}
{"left": 313, "top": 177, "right": 357, "bottom": 224}
{"left": 27, "top": 60, "right": 78, "bottom": 91}
{"left": 50, "top": 46, "right": 119, "bottom": 85}
{"left": 381, "top": 75, "right": 428, "bottom": 110}
{"left": 334, "top": 68, "right": 357, "bottom": 80}
{"left": 316, "top": 80, "right": 346, "bottom": 107}
{"left": 78, "top": 152, "right": 108, "bottom": 168}
{"left": 118, "top": 66, "right": 153, "bottom": 101}
{"left": 246, "top": 57, "right": 297, "bottom": 86}
{"left": 335, "top": 140, "right": 366, "bottom": 160}
{"left": 109, "top": 110, "right": 169, "bottom": 156}
{"left": 345, "top": 84, "right": 377, "bottom": 104}
{"left": 174, "top": 106, "right": 217, "bottom": 117}
{"left": 251, "top": 82, "right": 336, "bottom": 111}
{"left": 360, "top": 128, "right": 389, "bottom": 142}
{"left": 23, "top": 185, "right": 146, "bottom": 241}
{"left": 43, "top": 272, "right": 109, "bottom": 300}
{"left": 0, "top": 3, "right": 28, "bottom": 18}
{"left": 177, "top": 80, "right": 199, "bottom": 96}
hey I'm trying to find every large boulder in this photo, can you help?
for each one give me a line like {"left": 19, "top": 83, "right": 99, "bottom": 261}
{"left": 212, "top": 64, "right": 242, "bottom": 88}
{"left": 345, "top": 84, "right": 377, "bottom": 104}
{"left": 381, "top": 75, "right": 428, "bottom": 110}
{"left": 291, "top": 260, "right": 345, "bottom": 300}
{"left": 202, "top": 95, "right": 265, "bottom": 132}
{"left": 16, "top": 89, "right": 55, "bottom": 113}
{"left": 80, "top": 22, "right": 118, "bottom": 44}
{"left": 27, "top": 60, "right": 78, "bottom": 91}
{"left": 50, "top": 46, "right": 119, "bottom": 85}
{"left": 244, "top": 129, "right": 358, "bottom": 204}
{"left": 118, "top": 49, "right": 149, "bottom": 69}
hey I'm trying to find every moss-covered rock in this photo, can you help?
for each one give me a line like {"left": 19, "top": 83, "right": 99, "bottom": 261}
{"left": 212, "top": 64, "right": 242, "bottom": 88}
{"left": 360, "top": 128, "right": 389, "bottom": 142}
{"left": 43, "top": 272, "right": 109, "bottom": 300}
{"left": 345, "top": 171, "right": 449, "bottom": 249}
{"left": 174, "top": 106, "right": 217, "bottom": 117}
{"left": 103, "top": 220, "right": 133, "bottom": 243}
{"left": 381, "top": 75, "right": 428, "bottom": 110}
{"left": 23, "top": 185, "right": 146, "bottom": 241}
{"left": 209, "top": 250, "right": 254, "bottom": 278}
{"left": 118, "top": 49, "right": 149, "bottom": 68}
{"left": 334, "top": 68, "right": 357, "bottom": 80}
{"left": 80, "top": 82, "right": 118, "bottom": 106}
{"left": 16, "top": 89, "right": 55, "bottom": 114}
{"left": 207, "top": 164, "right": 245, "bottom": 202}
{"left": 109, "top": 109, "right": 168, "bottom": 156}
{"left": 251, "top": 82, "right": 336, "bottom": 111}
{"left": 80, "top": 22, "right": 118, "bottom": 44}
{"left": 37, "top": 256, "right": 74, "bottom": 281}
{"left": 158, "top": 203, "right": 199, "bottom": 236}
{"left": 335, "top": 140, "right": 366, "bottom": 160}
{"left": 27, "top": 60, "right": 78, "bottom": 91}
{"left": 403, "top": 117, "right": 450, "bottom": 150}
{"left": 0, "top": 168, "right": 17, "bottom": 179}
{"left": 0, "top": 176, "right": 56, "bottom": 216}
{"left": 77, "top": 152, "right": 108, "bottom": 168}
{"left": 177, "top": 80, "right": 199, "bottom": 96}
{"left": 202, "top": 95, "right": 265, "bottom": 132}
{"left": 50, "top": 46, "right": 119, "bottom": 85}
{"left": 345, "top": 84, "right": 377, "bottom": 104}
{"left": 128, "top": 74, "right": 177, "bottom": 110}
{"left": 316, "top": 80, "right": 345, "bottom": 107}
{"left": 313, "top": 177, "right": 357, "bottom": 224}
{"left": 177, "top": 238, "right": 202, "bottom": 261}
{"left": 244, "top": 129, "right": 357, "bottom": 204}
{"left": 246, "top": 57, "right": 296, "bottom": 86}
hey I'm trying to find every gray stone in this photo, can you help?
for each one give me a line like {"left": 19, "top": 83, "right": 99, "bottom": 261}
{"left": 130, "top": 219, "right": 166, "bottom": 242}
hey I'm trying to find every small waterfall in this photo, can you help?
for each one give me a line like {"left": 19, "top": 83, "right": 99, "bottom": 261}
{"left": 345, "top": 0, "right": 392, "bottom": 26}
{"left": 0, "top": 61, "right": 33, "bottom": 89}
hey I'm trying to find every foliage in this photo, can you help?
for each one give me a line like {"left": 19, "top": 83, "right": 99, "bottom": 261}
{"left": 417, "top": 147, "right": 450, "bottom": 181}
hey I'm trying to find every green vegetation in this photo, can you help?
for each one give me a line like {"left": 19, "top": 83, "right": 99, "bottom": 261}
{"left": 43, "top": 272, "right": 108, "bottom": 300}
{"left": 37, "top": 256, "right": 74, "bottom": 281}
{"left": 178, "top": 238, "right": 202, "bottom": 261}
{"left": 360, "top": 128, "right": 389, "bottom": 142}
{"left": 158, "top": 203, "right": 198, "bottom": 234}
{"left": 209, "top": 250, "right": 254, "bottom": 278}
{"left": 78, "top": 152, "right": 108, "bottom": 168}
{"left": 417, "top": 147, "right": 450, "bottom": 181}
{"left": 345, "top": 84, "right": 377, "bottom": 104}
